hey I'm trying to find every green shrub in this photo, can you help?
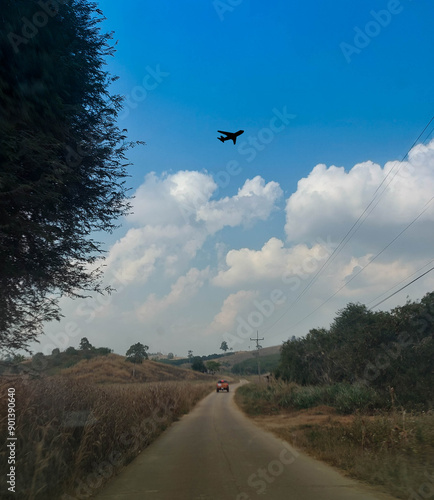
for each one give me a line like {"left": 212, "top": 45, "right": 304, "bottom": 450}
{"left": 326, "top": 383, "right": 380, "bottom": 414}
{"left": 237, "top": 381, "right": 383, "bottom": 414}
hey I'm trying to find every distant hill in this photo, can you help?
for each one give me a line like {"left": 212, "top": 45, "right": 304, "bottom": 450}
{"left": 218, "top": 345, "right": 281, "bottom": 369}
{"left": 59, "top": 354, "right": 212, "bottom": 384}
{"left": 154, "top": 346, "right": 282, "bottom": 373}
{"left": 231, "top": 353, "right": 280, "bottom": 375}
{"left": 157, "top": 351, "right": 235, "bottom": 368}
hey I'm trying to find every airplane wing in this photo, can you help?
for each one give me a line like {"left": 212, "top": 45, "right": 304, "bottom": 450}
{"left": 217, "top": 130, "right": 232, "bottom": 136}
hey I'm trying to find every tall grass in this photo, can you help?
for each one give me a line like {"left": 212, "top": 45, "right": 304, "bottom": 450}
{"left": 236, "top": 380, "right": 381, "bottom": 415}
{"left": 275, "top": 411, "right": 434, "bottom": 499}
{"left": 0, "top": 377, "right": 213, "bottom": 499}
{"left": 236, "top": 381, "right": 434, "bottom": 499}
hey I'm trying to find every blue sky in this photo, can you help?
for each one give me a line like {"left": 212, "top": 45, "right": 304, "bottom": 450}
{"left": 37, "top": 0, "right": 434, "bottom": 357}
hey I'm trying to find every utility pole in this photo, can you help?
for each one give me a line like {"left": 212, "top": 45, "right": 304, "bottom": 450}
{"left": 250, "top": 331, "right": 264, "bottom": 381}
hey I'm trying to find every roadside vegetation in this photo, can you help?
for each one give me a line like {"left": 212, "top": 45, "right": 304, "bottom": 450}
{"left": 277, "top": 292, "right": 434, "bottom": 409}
{"left": 0, "top": 376, "right": 213, "bottom": 499}
{"left": 236, "top": 292, "right": 434, "bottom": 499}
{"left": 236, "top": 381, "right": 434, "bottom": 499}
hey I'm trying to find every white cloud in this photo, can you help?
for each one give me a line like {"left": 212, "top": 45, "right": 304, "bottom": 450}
{"left": 104, "top": 230, "right": 163, "bottom": 284}
{"left": 213, "top": 237, "right": 336, "bottom": 288}
{"left": 104, "top": 171, "right": 283, "bottom": 285}
{"left": 285, "top": 140, "right": 434, "bottom": 243}
{"left": 197, "top": 176, "right": 283, "bottom": 233}
{"left": 128, "top": 170, "right": 216, "bottom": 226}
{"left": 206, "top": 290, "right": 259, "bottom": 336}
{"left": 137, "top": 267, "right": 210, "bottom": 321}
{"left": 37, "top": 142, "right": 434, "bottom": 358}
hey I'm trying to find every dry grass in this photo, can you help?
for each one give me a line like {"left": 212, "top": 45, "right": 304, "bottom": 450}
{"left": 236, "top": 382, "right": 434, "bottom": 499}
{"left": 59, "top": 353, "right": 211, "bottom": 383}
{"left": 0, "top": 376, "right": 213, "bottom": 499}
{"left": 262, "top": 411, "right": 434, "bottom": 499}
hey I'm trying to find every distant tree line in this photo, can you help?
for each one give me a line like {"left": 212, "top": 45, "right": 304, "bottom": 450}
{"left": 277, "top": 291, "right": 434, "bottom": 408}
{"left": 158, "top": 352, "right": 234, "bottom": 367}
{"left": 232, "top": 353, "right": 280, "bottom": 375}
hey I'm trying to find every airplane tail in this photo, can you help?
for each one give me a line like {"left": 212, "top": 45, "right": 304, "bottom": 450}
{"left": 218, "top": 136, "right": 225, "bottom": 142}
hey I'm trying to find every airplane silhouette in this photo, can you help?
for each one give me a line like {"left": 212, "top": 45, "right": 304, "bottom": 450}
{"left": 217, "top": 130, "right": 244, "bottom": 144}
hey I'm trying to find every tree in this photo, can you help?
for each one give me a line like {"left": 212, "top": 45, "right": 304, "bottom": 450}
{"left": 206, "top": 360, "right": 220, "bottom": 373}
{"left": 126, "top": 343, "right": 149, "bottom": 364}
{"left": 79, "top": 337, "right": 93, "bottom": 351}
{"left": 12, "top": 353, "right": 25, "bottom": 363}
{"left": 0, "top": 0, "right": 143, "bottom": 352}
{"left": 167, "top": 352, "right": 174, "bottom": 360}
{"left": 187, "top": 350, "right": 193, "bottom": 362}
{"left": 191, "top": 356, "right": 206, "bottom": 372}
{"left": 220, "top": 341, "right": 229, "bottom": 352}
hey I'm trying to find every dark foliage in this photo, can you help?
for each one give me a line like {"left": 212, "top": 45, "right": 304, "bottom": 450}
{"left": 191, "top": 356, "right": 206, "bottom": 372}
{"left": 0, "top": 0, "right": 143, "bottom": 351}
{"left": 277, "top": 292, "right": 434, "bottom": 408}
{"left": 126, "top": 343, "right": 149, "bottom": 364}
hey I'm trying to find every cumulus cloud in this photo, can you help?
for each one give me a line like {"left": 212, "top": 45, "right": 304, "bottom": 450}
{"left": 197, "top": 176, "right": 283, "bottom": 233}
{"left": 213, "top": 237, "right": 336, "bottom": 288}
{"left": 205, "top": 289, "right": 259, "bottom": 336}
{"left": 35, "top": 142, "right": 434, "bottom": 358}
{"left": 104, "top": 171, "right": 283, "bottom": 284}
{"left": 104, "top": 224, "right": 203, "bottom": 284}
{"left": 285, "top": 140, "right": 434, "bottom": 243}
{"left": 137, "top": 267, "right": 210, "bottom": 321}
{"left": 128, "top": 170, "right": 216, "bottom": 226}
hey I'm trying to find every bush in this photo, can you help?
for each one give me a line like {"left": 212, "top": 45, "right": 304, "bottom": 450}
{"left": 236, "top": 381, "right": 383, "bottom": 415}
{"left": 327, "top": 383, "right": 380, "bottom": 414}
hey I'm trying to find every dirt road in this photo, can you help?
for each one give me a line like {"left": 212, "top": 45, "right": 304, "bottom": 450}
{"left": 93, "top": 382, "right": 396, "bottom": 500}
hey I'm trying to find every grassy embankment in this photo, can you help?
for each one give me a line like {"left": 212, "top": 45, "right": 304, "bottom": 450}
{"left": 1, "top": 356, "right": 213, "bottom": 499}
{"left": 236, "top": 381, "right": 434, "bottom": 500}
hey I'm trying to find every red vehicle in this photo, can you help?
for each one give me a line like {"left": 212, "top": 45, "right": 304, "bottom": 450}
{"left": 216, "top": 379, "right": 229, "bottom": 392}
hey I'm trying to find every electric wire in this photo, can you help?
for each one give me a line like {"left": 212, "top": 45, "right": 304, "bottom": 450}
{"left": 275, "top": 195, "right": 434, "bottom": 335}
{"left": 366, "top": 258, "right": 434, "bottom": 308}
{"left": 262, "top": 115, "right": 434, "bottom": 339}
{"left": 369, "top": 266, "right": 434, "bottom": 310}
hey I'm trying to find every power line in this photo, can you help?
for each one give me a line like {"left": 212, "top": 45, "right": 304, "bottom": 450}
{"left": 369, "top": 266, "right": 434, "bottom": 310}
{"left": 263, "top": 115, "right": 434, "bottom": 339}
{"left": 366, "top": 258, "right": 434, "bottom": 308}
{"left": 278, "top": 195, "right": 434, "bottom": 334}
